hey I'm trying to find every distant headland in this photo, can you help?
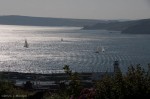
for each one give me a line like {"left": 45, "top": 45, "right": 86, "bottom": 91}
{"left": 0, "top": 15, "right": 149, "bottom": 34}
{"left": 0, "top": 15, "right": 106, "bottom": 27}
{"left": 83, "top": 18, "right": 150, "bottom": 34}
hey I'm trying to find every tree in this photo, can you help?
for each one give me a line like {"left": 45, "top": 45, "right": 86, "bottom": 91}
{"left": 95, "top": 64, "right": 150, "bottom": 99}
{"left": 63, "top": 65, "right": 82, "bottom": 97}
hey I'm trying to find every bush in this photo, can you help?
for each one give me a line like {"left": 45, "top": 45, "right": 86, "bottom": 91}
{"left": 0, "top": 81, "right": 29, "bottom": 99}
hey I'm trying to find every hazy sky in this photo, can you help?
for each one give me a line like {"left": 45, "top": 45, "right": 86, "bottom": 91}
{"left": 0, "top": 0, "right": 150, "bottom": 19}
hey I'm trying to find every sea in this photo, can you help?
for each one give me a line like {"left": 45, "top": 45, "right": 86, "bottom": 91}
{"left": 0, "top": 25, "right": 150, "bottom": 74}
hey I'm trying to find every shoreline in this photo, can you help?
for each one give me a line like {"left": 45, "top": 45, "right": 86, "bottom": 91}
{"left": 0, "top": 71, "right": 93, "bottom": 81}
{"left": 0, "top": 71, "right": 114, "bottom": 90}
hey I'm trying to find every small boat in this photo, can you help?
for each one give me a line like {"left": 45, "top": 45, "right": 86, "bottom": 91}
{"left": 61, "top": 38, "right": 63, "bottom": 41}
{"left": 24, "top": 39, "right": 29, "bottom": 48}
{"left": 95, "top": 47, "right": 101, "bottom": 53}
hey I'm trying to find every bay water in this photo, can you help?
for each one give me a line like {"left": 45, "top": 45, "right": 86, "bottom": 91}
{"left": 0, "top": 25, "right": 150, "bottom": 74}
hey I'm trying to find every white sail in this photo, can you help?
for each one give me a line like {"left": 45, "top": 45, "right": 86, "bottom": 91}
{"left": 102, "top": 46, "right": 105, "bottom": 52}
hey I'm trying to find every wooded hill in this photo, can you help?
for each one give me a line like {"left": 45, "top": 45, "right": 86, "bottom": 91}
{"left": 0, "top": 15, "right": 106, "bottom": 27}
{"left": 83, "top": 19, "right": 150, "bottom": 34}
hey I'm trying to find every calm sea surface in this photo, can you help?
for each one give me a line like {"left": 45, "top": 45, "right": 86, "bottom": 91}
{"left": 0, "top": 25, "right": 150, "bottom": 74}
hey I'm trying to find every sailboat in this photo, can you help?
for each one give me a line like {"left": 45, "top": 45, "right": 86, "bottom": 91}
{"left": 95, "top": 47, "right": 101, "bottom": 53}
{"left": 61, "top": 38, "right": 63, "bottom": 41}
{"left": 102, "top": 46, "right": 105, "bottom": 52}
{"left": 24, "top": 39, "right": 29, "bottom": 48}
{"left": 95, "top": 46, "right": 105, "bottom": 53}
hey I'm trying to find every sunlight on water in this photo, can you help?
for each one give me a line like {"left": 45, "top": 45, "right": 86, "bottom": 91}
{"left": 0, "top": 25, "right": 82, "bottom": 31}
{"left": 0, "top": 25, "right": 150, "bottom": 74}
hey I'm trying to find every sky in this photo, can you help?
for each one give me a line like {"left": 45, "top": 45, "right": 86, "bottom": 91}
{"left": 0, "top": 0, "right": 150, "bottom": 20}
